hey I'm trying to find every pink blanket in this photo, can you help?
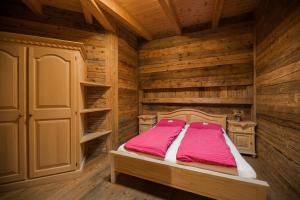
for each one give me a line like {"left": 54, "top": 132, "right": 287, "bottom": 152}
{"left": 177, "top": 128, "right": 237, "bottom": 167}
{"left": 125, "top": 126, "right": 184, "bottom": 158}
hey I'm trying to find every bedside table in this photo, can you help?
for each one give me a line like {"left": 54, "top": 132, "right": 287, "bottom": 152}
{"left": 227, "top": 120, "right": 256, "bottom": 157}
{"left": 138, "top": 115, "right": 157, "bottom": 133}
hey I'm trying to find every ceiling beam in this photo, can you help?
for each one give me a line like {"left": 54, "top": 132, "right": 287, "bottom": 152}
{"left": 80, "top": 1, "right": 93, "bottom": 24}
{"left": 80, "top": 0, "right": 116, "bottom": 32}
{"left": 95, "top": 0, "right": 153, "bottom": 40}
{"left": 158, "top": 0, "right": 181, "bottom": 35}
{"left": 212, "top": 0, "right": 224, "bottom": 28}
{"left": 22, "top": 0, "right": 42, "bottom": 15}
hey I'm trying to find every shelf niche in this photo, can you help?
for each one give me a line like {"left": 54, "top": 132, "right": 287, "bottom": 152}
{"left": 80, "top": 81, "right": 111, "bottom": 88}
{"left": 80, "top": 130, "right": 112, "bottom": 144}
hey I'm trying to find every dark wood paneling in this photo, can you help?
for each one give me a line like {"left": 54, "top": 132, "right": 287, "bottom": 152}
{"left": 139, "top": 22, "right": 254, "bottom": 120}
{"left": 142, "top": 104, "right": 252, "bottom": 121}
{"left": 255, "top": 0, "right": 300, "bottom": 44}
{"left": 117, "top": 25, "right": 139, "bottom": 145}
{"left": 140, "top": 64, "right": 253, "bottom": 89}
{"left": 255, "top": 1, "right": 300, "bottom": 199}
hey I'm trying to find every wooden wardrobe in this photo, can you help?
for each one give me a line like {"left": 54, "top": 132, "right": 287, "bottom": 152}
{"left": 0, "top": 32, "right": 86, "bottom": 186}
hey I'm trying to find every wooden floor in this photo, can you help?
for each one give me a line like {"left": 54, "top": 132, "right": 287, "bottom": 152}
{"left": 0, "top": 154, "right": 265, "bottom": 200}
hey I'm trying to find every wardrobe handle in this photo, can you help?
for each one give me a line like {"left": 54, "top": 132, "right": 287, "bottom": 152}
{"left": 29, "top": 114, "right": 33, "bottom": 117}
{"left": 18, "top": 114, "right": 23, "bottom": 119}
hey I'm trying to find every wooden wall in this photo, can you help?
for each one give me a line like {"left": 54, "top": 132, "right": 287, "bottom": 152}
{"left": 117, "top": 26, "right": 139, "bottom": 145}
{"left": 139, "top": 22, "right": 254, "bottom": 120}
{"left": 255, "top": 1, "right": 300, "bottom": 199}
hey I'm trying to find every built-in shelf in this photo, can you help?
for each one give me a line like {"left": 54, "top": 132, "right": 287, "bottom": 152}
{"left": 80, "top": 130, "right": 112, "bottom": 144}
{"left": 142, "top": 98, "right": 253, "bottom": 105}
{"left": 80, "top": 81, "right": 111, "bottom": 88}
{"left": 80, "top": 108, "right": 111, "bottom": 114}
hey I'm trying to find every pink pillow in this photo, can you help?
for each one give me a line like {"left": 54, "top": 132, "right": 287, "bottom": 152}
{"left": 190, "top": 122, "right": 222, "bottom": 130}
{"left": 156, "top": 118, "right": 186, "bottom": 127}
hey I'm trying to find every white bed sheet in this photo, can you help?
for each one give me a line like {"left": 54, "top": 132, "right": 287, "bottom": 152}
{"left": 118, "top": 124, "right": 256, "bottom": 179}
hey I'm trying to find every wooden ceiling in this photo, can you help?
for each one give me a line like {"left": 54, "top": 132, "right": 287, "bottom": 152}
{"left": 22, "top": 0, "right": 259, "bottom": 40}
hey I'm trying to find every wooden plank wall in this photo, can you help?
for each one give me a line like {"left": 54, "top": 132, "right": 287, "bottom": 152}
{"left": 117, "top": 25, "right": 139, "bottom": 145}
{"left": 0, "top": 2, "right": 109, "bottom": 155}
{"left": 255, "top": 1, "right": 300, "bottom": 200}
{"left": 139, "top": 22, "right": 254, "bottom": 119}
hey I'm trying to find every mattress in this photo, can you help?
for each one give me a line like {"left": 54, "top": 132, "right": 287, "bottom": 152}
{"left": 118, "top": 124, "right": 257, "bottom": 179}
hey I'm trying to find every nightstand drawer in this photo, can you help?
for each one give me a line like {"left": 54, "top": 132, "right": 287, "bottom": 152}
{"left": 138, "top": 115, "right": 157, "bottom": 125}
{"left": 139, "top": 124, "right": 153, "bottom": 133}
{"left": 139, "top": 117, "right": 156, "bottom": 125}
{"left": 228, "top": 126, "right": 254, "bottom": 133}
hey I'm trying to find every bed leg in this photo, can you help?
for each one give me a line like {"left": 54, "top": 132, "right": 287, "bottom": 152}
{"left": 111, "top": 169, "right": 116, "bottom": 183}
{"left": 110, "top": 154, "right": 117, "bottom": 183}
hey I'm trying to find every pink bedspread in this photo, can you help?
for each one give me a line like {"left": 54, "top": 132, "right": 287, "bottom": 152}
{"left": 177, "top": 128, "right": 237, "bottom": 167}
{"left": 124, "top": 126, "right": 184, "bottom": 158}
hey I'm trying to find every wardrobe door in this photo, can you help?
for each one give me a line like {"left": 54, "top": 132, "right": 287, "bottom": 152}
{"left": 28, "top": 47, "right": 76, "bottom": 178}
{"left": 0, "top": 42, "right": 26, "bottom": 184}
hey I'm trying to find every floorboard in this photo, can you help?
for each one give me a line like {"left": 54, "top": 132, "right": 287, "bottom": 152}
{"left": 0, "top": 155, "right": 265, "bottom": 200}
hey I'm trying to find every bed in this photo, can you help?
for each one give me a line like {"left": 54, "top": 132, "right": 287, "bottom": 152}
{"left": 110, "top": 109, "right": 269, "bottom": 200}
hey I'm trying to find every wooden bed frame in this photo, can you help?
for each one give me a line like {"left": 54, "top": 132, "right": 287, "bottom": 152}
{"left": 110, "top": 109, "right": 269, "bottom": 200}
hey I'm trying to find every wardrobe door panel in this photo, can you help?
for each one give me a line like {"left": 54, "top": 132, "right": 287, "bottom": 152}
{"left": 35, "top": 56, "right": 70, "bottom": 108}
{"left": 0, "top": 42, "right": 26, "bottom": 184}
{"left": 35, "top": 119, "right": 71, "bottom": 169}
{"left": 28, "top": 47, "right": 76, "bottom": 178}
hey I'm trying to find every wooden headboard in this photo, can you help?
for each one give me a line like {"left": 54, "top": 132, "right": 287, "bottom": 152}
{"left": 157, "top": 109, "right": 227, "bottom": 129}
